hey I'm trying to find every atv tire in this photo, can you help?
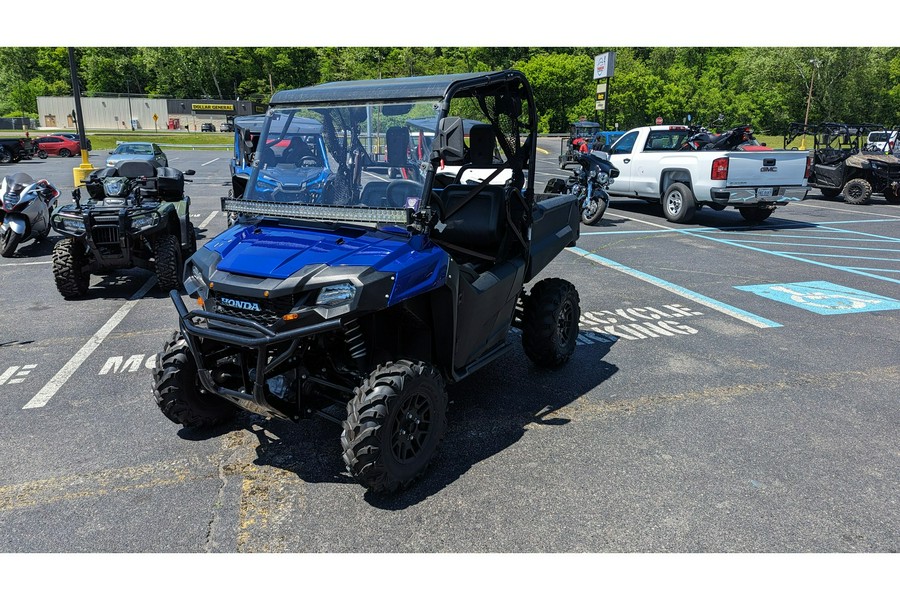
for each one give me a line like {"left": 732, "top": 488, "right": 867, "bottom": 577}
{"left": 739, "top": 207, "right": 774, "bottom": 224}
{"left": 52, "top": 238, "right": 90, "bottom": 298}
{"left": 153, "top": 331, "right": 237, "bottom": 428}
{"left": 1, "top": 229, "right": 22, "bottom": 257}
{"left": 521, "top": 278, "right": 580, "bottom": 369}
{"left": 154, "top": 234, "right": 182, "bottom": 291}
{"left": 341, "top": 360, "right": 448, "bottom": 493}
{"left": 661, "top": 182, "right": 696, "bottom": 223}
{"left": 842, "top": 178, "right": 872, "bottom": 205}
{"left": 186, "top": 224, "right": 198, "bottom": 255}
{"left": 884, "top": 188, "right": 900, "bottom": 205}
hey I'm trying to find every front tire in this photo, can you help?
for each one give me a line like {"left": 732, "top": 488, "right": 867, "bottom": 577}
{"left": 521, "top": 278, "right": 580, "bottom": 368}
{"left": 37, "top": 150, "right": 48, "bottom": 159}
{"left": 58, "top": 149, "right": 72, "bottom": 158}
{"left": 154, "top": 234, "right": 181, "bottom": 291}
{"left": 842, "top": 178, "right": 872, "bottom": 205}
{"left": 52, "top": 238, "right": 90, "bottom": 298}
{"left": 152, "top": 331, "right": 237, "bottom": 428}
{"left": 341, "top": 360, "right": 448, "bottom": 493}
{"left": 883, "top": 187, "right": 900, "bottom": 205}
{"left": 662, "top": 182, "right": 696, "bottom": 223}
{"left": 1, "top": 229, "right": 22, "bottom": 257}
{"left": 581, "top": 194, "right": 608, "bottom": 226}
{"left": 739, "top": 207, "right": 774, "bottom": 224}
{"left": 0, "top": 148, "right": 11, "bottom": 164}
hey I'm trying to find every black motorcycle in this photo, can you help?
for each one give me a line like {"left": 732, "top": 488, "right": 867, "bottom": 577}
{"left": 546, "top": 150, "right": 619, "bottom": 226}
{"left": 682, "top": 123, "right": 759, "bottom": 151}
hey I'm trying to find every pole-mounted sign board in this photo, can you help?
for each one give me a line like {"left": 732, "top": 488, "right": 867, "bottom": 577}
{"left": 594, "top": 52, "right": 616, "bottom": 80}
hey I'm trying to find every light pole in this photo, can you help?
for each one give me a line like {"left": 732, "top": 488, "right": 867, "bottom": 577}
{"left": 800, "top": 59, "right": 820, "bottom": 151}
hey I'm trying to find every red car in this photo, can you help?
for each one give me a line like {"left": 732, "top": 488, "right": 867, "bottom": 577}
{"left": 33, "top": 135, "right": 80, "bottom": 158}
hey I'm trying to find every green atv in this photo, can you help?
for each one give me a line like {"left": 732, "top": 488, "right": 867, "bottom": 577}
{"left": 50, "top": 160, "right": 197, "bottom": 298}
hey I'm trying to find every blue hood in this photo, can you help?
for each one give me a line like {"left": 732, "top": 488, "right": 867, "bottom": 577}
{"left": 209, "top": 225, "right": 413, "bottom": 279}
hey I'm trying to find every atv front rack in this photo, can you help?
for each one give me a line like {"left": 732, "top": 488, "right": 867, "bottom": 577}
{"left": 170, "top": 290, "right": 343, "bottom": 418}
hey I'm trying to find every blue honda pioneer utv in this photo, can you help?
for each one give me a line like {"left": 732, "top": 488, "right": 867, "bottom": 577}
{"left": 152, "top": 70, "right": 582, "bottom": 493}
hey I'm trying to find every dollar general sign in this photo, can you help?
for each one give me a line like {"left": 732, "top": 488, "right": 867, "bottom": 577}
{"left": 191, "top": 103, "right": 234, "bottom": 111}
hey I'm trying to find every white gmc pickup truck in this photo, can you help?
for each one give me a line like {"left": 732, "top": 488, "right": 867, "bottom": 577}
{"left": 603, "top": 125, "right": 811, "bottom": 223}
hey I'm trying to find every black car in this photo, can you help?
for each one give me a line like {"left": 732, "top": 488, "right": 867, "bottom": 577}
{"left": 200, "top": 123, "right": 215, "bottom": 132}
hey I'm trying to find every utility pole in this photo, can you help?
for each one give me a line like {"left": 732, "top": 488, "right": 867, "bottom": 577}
{"left": 800, "top": 59, "right": 820, "bottom": 151}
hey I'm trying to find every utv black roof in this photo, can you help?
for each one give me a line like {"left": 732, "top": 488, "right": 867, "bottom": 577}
{"left": 269, "top": 71, "right": 521, "bottom": 105}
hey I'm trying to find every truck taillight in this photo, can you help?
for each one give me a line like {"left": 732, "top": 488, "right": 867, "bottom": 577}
{"left": 805, "top": 156, "right": 812, "bottom": 179}
{"left": 711, "top": 157, "right": 729, "bottom": 180}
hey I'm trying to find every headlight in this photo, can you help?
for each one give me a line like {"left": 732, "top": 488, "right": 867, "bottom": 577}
{"left": 597, "top": 171, "right": 609, "bottom": 185}
{"left": 315, "top": 283, "right": 356, "bottom": 307}
{"left": 130, "top": 213, "right": 158, "bottom": 231}
{"left": 55, "top": 216, "right": 85, "bottom": 232}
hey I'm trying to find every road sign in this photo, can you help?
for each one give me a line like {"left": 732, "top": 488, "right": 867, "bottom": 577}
{"left": 152, "top": 114, "right": 158, "bottom": 122}
{"left": 655, "top": 116, "right": 663, "bottom": 125}
{"left": 596, "top": 100, "right": 606, "bottom": 111}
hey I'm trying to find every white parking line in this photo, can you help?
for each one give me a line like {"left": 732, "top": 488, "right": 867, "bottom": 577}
{"left": 201, "top": 157, "right": 221, "bottom": 166}
{"left": 0, "top": 261, "right": 52, "bottom": 267}
{"left": 199, "top": 211, "right": 219, "bottom": 229}
{"left": 23, "top": 276, "right": 157, "bottom": 409}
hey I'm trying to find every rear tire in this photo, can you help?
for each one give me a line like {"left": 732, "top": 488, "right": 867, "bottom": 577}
{"left": 154, "top": 234, "right": 181, "bottom": 291}
{"left": 152, "top": 331, "right": 237, "bottom": 428}
{"left": 341, "top": 360, "right": 448, "bottom": 493}
{"left": 1, "top": 229, "right": 22, "bottom": 257}
{"left": 661, "top": 182, "right": 696, "bottom": 223}
{"left": 842, "top": 178, "right": 872, "bottom": 205}
{"left": 52, "top": 238, "right": 90, "bottom": 298}
{"left": 739, "top": 207, "right": 775, "bottom": 224}
{"left": 521, "top": 278, "right": 580, "bottom": 368}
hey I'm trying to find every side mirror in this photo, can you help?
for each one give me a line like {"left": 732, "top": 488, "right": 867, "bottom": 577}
{"left": 434, "top": 117, "right": 465, "bottom": 162}
{"left": 184, "top": 169, "right": 196, "bottom": 176}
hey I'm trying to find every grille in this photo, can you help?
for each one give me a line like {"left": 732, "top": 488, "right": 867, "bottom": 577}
{"left": 212, "top": 293, "right": 297, "bottom": 328}
{"left": 93, "top": 225, "right": 120, "bottom": 245}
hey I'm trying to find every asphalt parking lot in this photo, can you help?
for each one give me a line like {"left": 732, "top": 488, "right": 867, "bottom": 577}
{"left": 0, "top": 140, "right": 897, "bottom": 556}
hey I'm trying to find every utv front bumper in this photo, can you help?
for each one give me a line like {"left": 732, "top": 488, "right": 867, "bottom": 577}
{"left": 170, "top": 290, "right": 343, "bottom": 419}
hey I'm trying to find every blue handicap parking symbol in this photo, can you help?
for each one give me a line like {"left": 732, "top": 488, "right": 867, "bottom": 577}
{"left": 735, "top": 280, "right": 900, "bottom": 315}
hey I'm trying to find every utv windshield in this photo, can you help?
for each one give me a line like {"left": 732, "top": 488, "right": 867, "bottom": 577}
{"left": 239, "top": 99, "right": 441, "bottom": 225}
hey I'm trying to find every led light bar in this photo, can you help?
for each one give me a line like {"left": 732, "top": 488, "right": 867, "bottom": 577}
{"left": 222, "top": 198, "right": 409, "bottom": 224}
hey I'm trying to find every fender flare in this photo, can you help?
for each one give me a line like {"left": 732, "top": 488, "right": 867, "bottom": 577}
{"left": 4, "top": 214, "right": 27, "bottom": 235}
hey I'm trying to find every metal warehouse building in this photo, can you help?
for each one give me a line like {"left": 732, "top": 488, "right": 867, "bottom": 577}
{"left": 35, "top": 96, "right": 266, "bottom": 131}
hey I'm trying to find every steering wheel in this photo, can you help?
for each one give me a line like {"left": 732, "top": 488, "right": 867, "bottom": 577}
{"left": 297, "top": 155, "right": 321, "bottom": 167}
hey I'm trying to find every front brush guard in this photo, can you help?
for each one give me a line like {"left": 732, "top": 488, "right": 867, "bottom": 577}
{"left": 170, "top": 290, "right": 343, "bottom": 418}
